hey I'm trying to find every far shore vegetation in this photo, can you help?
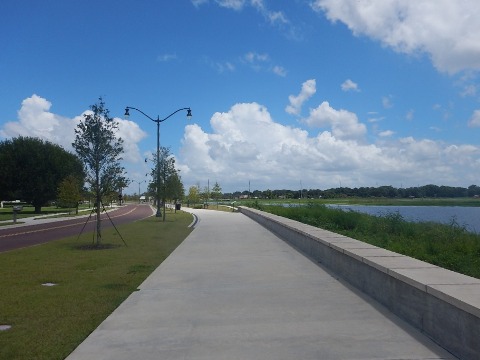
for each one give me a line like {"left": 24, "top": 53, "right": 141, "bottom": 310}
{"left": 236, "top": 196, "right": 480, "bottom": 207}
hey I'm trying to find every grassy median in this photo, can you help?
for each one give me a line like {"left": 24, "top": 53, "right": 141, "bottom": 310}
{"left": 0, "top": 211, "right": 193, "bottom": 360}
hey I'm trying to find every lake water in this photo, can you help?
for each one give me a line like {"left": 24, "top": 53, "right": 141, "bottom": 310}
{"left": 326, "top": 205, "right": 480, "bottom": 233}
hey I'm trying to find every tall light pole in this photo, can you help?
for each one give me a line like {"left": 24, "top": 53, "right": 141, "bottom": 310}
{"left": 134, "top": 179, "right": 146, "bottom": 203}
{"left": 124, "top": 106, "right": 192, "bottom": 218}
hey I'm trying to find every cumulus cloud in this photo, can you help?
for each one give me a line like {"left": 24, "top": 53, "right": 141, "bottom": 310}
{"left": 0, "top": 95, "right": 78, "bottom": 149}
{"left": 304, "top": 101, "right": 367, "bottom": 140}
{"left": 178, "top": 101, "right": 480, "bottom": 191}
{"left": 312, "top": 0, "right": 480, "bottom": 74}
{"left": 116, "top": 119, "right": 149, "bottom": 162}
{"left": 0, "top": 94, "right": 147, "bottom": 163}
{"left": 285, "top": 79, "right": 316, "bottom": 115}
{"left": 341, "top": 79, "right": 360, "bottom": 92}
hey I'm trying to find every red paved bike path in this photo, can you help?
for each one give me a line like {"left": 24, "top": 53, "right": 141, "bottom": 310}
{"left": 0, "top": 204, "right": 155, "bottom": 253}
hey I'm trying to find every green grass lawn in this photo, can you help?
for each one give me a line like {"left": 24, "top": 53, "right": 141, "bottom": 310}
{"left": 0, "top": 211, "right": 193, "bottom": 360}
{"left": 0, "top": 205, "right": 92, "bottom": 223}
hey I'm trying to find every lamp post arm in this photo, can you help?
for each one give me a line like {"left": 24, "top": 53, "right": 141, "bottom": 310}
{"left": 159, "top": 107, "right": 191, "bottom": 122}
{"left": 125, "top": 106, "right": 157, "bottom": 122}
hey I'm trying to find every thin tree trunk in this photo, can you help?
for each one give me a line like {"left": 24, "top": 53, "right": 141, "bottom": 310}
{"left": 162, "top": 198, "right": 166, "bottom": 222}
{"left": 96, "top": 199, "right": 102, "bottom": 246}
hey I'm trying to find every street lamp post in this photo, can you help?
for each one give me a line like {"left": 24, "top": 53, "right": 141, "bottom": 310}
{"left": 134, "top": 180, "right": 146, "bottom": 203}
{"left": 124, "top": 106, "right": 192, "bottom": 218}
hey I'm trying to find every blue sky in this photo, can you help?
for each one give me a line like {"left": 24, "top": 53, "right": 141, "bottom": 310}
{"left": 2, "top": 0, "right": 480, "bottom": 194}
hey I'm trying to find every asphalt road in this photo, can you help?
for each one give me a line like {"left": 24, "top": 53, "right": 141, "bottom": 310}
{"left": 0, "top": 204, "right": 155, "bottom": 253}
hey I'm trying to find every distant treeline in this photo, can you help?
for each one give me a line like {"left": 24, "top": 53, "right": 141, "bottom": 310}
{"left": 223, "top": 184, "right": 480, "bottom": 199}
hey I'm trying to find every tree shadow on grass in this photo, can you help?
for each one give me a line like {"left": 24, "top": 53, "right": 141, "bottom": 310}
{"left": 73, "top": 243, "right": 121, "bottom": 251}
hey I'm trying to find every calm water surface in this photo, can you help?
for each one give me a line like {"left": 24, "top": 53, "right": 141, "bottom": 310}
{"left": 326, "top": 205, "right": 480, "bottom": 234}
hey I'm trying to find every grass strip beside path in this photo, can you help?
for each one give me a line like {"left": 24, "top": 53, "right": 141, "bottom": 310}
{"left": 0, "top": 211, "right": 193, "bottom": 360}
{"left": 0, "top": 205, "right": 92, "bottom": 222}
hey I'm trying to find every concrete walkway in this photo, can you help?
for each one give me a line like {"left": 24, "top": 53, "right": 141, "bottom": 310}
{"left": 66, "top": 209, "right": 456, "bottom": 360}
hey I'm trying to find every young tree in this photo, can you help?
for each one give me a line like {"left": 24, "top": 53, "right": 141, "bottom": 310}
{"left": 166, "top": 171, "right": 184, "bottom": 212}
{"left": 147, "top": 146, "right": 180, "bottom": 221}
{"left": 72, "top": 98, "right": 125, "bottom": 246}
{"left": 211, "top": 181, "right": 222, "bottom": 208}
{"left": 0, "top": 137, "right": 84, "bottom": 213}
{"left": 201, "top": 186, "right": 210, "bottom": 207}
{"left": 187, "top": 185, "right": 200, "bottom": 207}
{"left": 57, "top": 175, "right": 82, "bottom": 214}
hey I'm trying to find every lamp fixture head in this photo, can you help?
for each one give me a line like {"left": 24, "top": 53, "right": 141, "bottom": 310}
{"left": 124, "top": 107, "right": 130, "bottom": 119}
{"left": 186, "top": 108, "right": 192, "bottom": 120}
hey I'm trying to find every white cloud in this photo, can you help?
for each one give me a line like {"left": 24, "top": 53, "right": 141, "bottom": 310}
{"left": 203, "top": 57, "right": 236, "bottom": 73}
{"left": 285, "top": 79, "right": 316, "bottom": 115}
{"left": 217, "top": 0, "right": 245, "bottom": 10}
{"left": 0, "top": 94, "right": 77, "bottom": 149}
{"left": 341, "top": 79, "right": 360, "bottom": 92}
{"left": 379, "top": 130, "right": 394, "bottom": 137}
{"left": 191, "top": 0, "right": 245, "bottom": 10}
{"left": 191, "top": 0, "right": 208, "bottom": 7}
{"left": 468, "top": 110, "right": 480, "bottom": 128}
{"left": 272, "top": 65, "right": 287, "bottom": 77}
{"left": 368, "top": 115, "right": 385, "bottom": 123}
{"left": 194, "top": 0, "right": 293, "bottom": 36}
{"left": 251, "top": 0, "right": 289, "bottom": 25}
{"left": 116, "top": 119, "right": 148, "bottom": 162}
{"left": 7, "top": 96, "right": 479, "bottom": 194}
{"left": 382, "top": 95, "right": 393, "bottom": 109}
{"left": 0, "top": 95, "right": 147, "bottom": 164}
{"left": 205, "top": 52, "right": 283, "bottom": 75}
{"left": 304, "top": 101, "right": 367, "bottom": 140}
{"left": 179, "top": 101, "right": 480, "bottom": 191}
{"left": 312, "top": 0, "right": 480, "bottom": 74}
{"left": 244, "top": 52, "right": 269, "bottom": 64}
{"left": 242, "top": 52, "right": 287, "bottom": 76}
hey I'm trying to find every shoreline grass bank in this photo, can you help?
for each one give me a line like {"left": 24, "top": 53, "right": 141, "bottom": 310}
{"left": 248, "top": 203, "right": 480, "bottom": 279}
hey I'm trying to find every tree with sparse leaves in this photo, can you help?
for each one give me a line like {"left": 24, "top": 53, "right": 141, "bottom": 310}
{"left": 72, "top": 98, "right": 125, "bottom": 246}
{"left": 211, "top": 181, "right": 222, "bottom": 208}
{"left": 147, "top": 146, "right": 182, "bottom": 221}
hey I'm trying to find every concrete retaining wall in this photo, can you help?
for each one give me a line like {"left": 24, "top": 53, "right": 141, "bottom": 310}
{"left": 239, "top": 206, "right": 480, "bottom": 360}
